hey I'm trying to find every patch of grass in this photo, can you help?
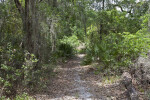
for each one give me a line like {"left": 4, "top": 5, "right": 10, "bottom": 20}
{"left": 79, "top": 48, "right": 86, "bottom": 54}
{"left": 1, "top": 93, "right": 35, "bottom": 100}
{"left": 102, "top": 75, "right": 121, "bottom": 84}
{"left": 139, "top": 87, "right": 145, "bottom": 93}
{"left": 81, "top": 55, "right": 93, "bottom": 65}
{"left": 75, "top": 93, "right": 79, "bottom": 99}
{"left": 15, "top": 93, "right": 35, "bottom": 100}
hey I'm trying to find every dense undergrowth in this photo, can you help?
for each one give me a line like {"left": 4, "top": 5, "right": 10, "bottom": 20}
{"left": 84, "top": 29, "right": 150, "bottom": 68}
{"left": 0, "top": 43, "right": 55, "bottom": 98}
{"left": 82, "top": 12, "right": 150, "bottom": 73}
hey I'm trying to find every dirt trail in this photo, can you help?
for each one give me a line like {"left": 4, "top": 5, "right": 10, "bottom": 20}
{"left": 35, "top": 54, "right": 126, "bottom": 100}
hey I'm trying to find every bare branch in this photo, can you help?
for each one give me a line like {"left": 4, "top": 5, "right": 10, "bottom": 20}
{"left": 113, "top": 4, "right": 132, "bottom": 14}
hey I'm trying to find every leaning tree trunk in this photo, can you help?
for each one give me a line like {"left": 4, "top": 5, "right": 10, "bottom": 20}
{"left": 121, "top": 72, "right": 139, "bottom": 100}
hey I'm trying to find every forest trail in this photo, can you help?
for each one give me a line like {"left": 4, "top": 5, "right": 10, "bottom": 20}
{"left": 35, "top": 54, "right": 126, "bottom": 100}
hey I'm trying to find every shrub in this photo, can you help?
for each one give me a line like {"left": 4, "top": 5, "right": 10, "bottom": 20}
{"left": 15, "top": 93, "right": 34, "bottom": 100}
{"left": 81, "top": 54, "right": 93, "bottom": 65}
{"left": 60, "top": 35, "right": 80, "bottom": 48}
{"left": 0, "top": 43, "right": 54, "bottom": 97}
{"left": 0, "top": 43, "right": 24, "bottom": 97}
{"left": 58, "top": 43, "right": 74, "bottom": 58}
{"left": 1, "top": 93, "right": 35, "bottom": 100}
{"left": 57, "top": 35, "right": 80, "bottom": 58}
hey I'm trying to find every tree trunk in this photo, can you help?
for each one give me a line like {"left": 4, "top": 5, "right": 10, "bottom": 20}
{"left": 99, "top": 24, "right": 103, "bottom": 40}
{"left": 24, "top": 0, "right": 33, "bottom": 53}
{"left": 50, "top": 18, "right": 56, "bottom": 52}
{"left": 121, "top": 72, "right": 139, "bottom": 100}
{"left": 83, "top": 14, "right": 87, "bottom": 37}
{"left": 14, "top": 0, "right": 39, "bottom": 56}
{"left": 148, "top": 3, "right": 150, "bottom": 31}
{"left": 98, "top": 0, "right": 105, "bottom": 40}
{"left": 0, "top": 13, "right": 5, "bottom": 41}
{"left": 102, "top": 0, "right": 105, "bottom": 10}
{"left": 53, "top": 0, "right": 57, "bottom": 8}
{"left": 31, "top": 0, "right": 40, "bottom": 58}
{"left": 81, "top": 0, "right": 87, "bottom": 37}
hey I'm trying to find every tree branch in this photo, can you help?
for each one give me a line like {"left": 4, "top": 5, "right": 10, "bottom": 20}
{"left": 113, "top": 4, "right": 132, "bottom": 14}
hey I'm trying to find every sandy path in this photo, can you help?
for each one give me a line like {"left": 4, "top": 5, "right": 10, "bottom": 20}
{"left": 48, "top": 54, "right": 96, "bottom": 100}
{"left": 34, "top": 54, "right": 127, "bottom": 100}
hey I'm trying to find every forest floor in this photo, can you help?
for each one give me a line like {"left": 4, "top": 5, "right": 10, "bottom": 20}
{"left": 33, "top": 54, "right": 133, "bottom": 100}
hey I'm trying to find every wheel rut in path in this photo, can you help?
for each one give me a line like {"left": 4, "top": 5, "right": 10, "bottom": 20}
{"left": 52, "top": 54, "right": 94, "bottom": 100}
{"left": 73, "top": 55, "right": 92, "bottom": 99}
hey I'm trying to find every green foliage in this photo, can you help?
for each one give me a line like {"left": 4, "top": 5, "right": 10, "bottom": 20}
{"left": 83, "top": 6, "right": 149, "bottom": 70}
{"left": 58, "top": 43, "right": 74, "bottom": 58}
{"left": 0, "top": 43, "right": 24, "bottom": 96}
{"left": 0, "top": 43, "right": 54, "bottom": 97}
{"left": 141, "top": 14, "right": 150, "bottom": 28}
{"left": 0, "top": 0, "right": 149, "bottom": 98}
{"left": 14, "top": 93, "right": 34, "bottom": 100}
{"left": 1, "top": 93, "right": 34, "bottom": 100}
{"left": 102, "top": 75, "right": 120, "bottom": 84}
{"left": 85, "top": 28, "right": 150, "bottom": 69}
{"left": 60, "top": 35, "right": 80, "bottom": 48}
{"left": 71, "top": 26, "right": 85, "bottom": 41}
{"left": 95, "top": 10, "right": 141, "bottom": 34}
{"left": 57, "top": 35, "right": 80, "bottom": 58}
{"left": 81, "top": 55, "right": 93, "bottom": 65}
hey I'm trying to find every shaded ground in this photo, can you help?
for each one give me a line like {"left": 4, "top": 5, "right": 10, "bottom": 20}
{"left": 34, "top": 54, "right": 149, "bottom": 100}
